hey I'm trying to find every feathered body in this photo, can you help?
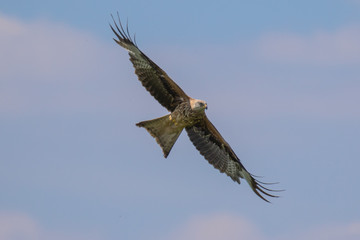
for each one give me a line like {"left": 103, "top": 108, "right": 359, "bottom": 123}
{"left": 110, "top": 15, "right": 280, "bottom": 202}
{"left": 137, "top": 100, "right": 206, "bottom": 157}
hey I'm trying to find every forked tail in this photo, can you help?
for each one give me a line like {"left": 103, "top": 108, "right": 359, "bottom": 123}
{"left": 136, "top": 115, "right": 183, "bottom": 158}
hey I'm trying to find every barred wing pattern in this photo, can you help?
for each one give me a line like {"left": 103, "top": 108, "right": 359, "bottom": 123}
{"left": 110, "top": 15, "right": 189, "bottom": 112}
{"left": 111, "top": 15, "right": 280, "bottom": 202}
{"left": 186, "top": 116, "right": 278, "bottom": 202}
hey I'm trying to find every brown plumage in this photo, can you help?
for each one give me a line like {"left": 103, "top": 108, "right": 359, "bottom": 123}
{"left": 110, "top": 14, "right": 280, "bottom": 202}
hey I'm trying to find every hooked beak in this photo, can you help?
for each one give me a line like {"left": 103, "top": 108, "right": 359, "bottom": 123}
{"left": 205, "top": 104, "right": 208, "bottom": 110}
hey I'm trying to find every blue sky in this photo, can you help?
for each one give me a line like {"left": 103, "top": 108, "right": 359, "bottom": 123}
{"left": 1, "top": 1, "right": 360, "bottom": 239}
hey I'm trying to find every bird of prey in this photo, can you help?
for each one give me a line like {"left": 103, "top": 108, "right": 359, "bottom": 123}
{"left": 110, "top": 15, "right": 279, "bottom": 202}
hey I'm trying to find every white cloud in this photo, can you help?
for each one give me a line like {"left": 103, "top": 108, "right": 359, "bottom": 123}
{"left": 0, "top": 212, "right": 40, "bottom": 240}
{"left": 0, "top": 14, "right": 109, "bottom": 83}
{"left": 165, "top": 213, "right": 263, "bottom": 240}
{"left": 288, "top": 222, "right": 360, "bottom": 240}
{"left": 255, "top": 26, "right": 360, "bottom": 65}
{"left": 0, "top": 212, "right": 103, "bottom": 240}
{"left": 2, "top": 211, "right": 358, "bottom": 240}
{"left": 165, "top": 213, "right": 360, "bottom": 240}
{"left": 1, "top": 13, "right": 359, "bottom": 122}
{"left": 0, "top": 13, "right": 131, "bottom": 116}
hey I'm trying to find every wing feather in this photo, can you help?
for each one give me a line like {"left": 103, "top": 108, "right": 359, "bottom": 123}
{"left": 186, "top": 116, "right": 279, "bottom": 202}
{"left": 110, "top": 14, "right": 189, "bottom": 112}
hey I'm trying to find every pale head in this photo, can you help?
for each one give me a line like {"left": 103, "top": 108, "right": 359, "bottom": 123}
{"left": 190, "top": 98, "right": 208, "bottom": 111}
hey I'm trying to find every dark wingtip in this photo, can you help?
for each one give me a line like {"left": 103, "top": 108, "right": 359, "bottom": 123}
{"left": 245, "top": 172, "right": 284, "bottom": 203}
{"left": 109, "top": 12, "right": 137, "bottom": 47}
{"left": 253, "top": 178, "right": 284, "bottom": 203}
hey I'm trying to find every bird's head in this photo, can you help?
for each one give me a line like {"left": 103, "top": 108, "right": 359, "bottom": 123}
{"left": 190, "top": 98, "right": 208, "bottom": 112}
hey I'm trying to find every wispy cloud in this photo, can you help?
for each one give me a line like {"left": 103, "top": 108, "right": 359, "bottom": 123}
{"left": 165, "top": 213, "right": 263, "bottom": 240}
{"left": 165, "top": 213, "right": 360, "bottom": 240}
{"left": 2, "top": 12, "right": 359, "bottom": 122}
{"left": 0, "top": 13, "right": 131, "bottom": 116}
{"left": 255, "top": 26, "right": 360, "bottom": 65}
{"left": 2, "top": 211, "right": 359, "bottom": 240}
{"left": 0, "top": 212, "right": 103, "bottom": 240}
{"left": 0, "top": 212, "right": 40, "bottom": 240}
{"left": 284, "top": 221, "right": 360, "bottom": 240}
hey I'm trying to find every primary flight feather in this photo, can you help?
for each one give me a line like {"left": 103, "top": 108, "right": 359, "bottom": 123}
{"left": 110, "top": 15, "right": 279, "bottom": 202}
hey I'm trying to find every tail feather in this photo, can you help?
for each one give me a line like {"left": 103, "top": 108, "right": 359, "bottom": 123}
{"left": 136, "top": 115, "right": 183, "bottom": 158}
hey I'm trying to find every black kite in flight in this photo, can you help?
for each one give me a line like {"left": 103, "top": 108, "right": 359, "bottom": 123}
{"left": 110, "top": 16, "right": 279, "bottom": 202}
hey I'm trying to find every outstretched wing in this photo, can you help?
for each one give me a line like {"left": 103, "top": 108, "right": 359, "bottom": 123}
{"left": 110, "top": 15, "right": 189, "bottom": 112}
{"left": 186, "top": 116, "right": 279, "bottom": 202}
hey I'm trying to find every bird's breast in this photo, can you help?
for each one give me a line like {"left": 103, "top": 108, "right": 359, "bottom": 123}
{"left": 170, "top": 102, "right": 204, "bottom": 127}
